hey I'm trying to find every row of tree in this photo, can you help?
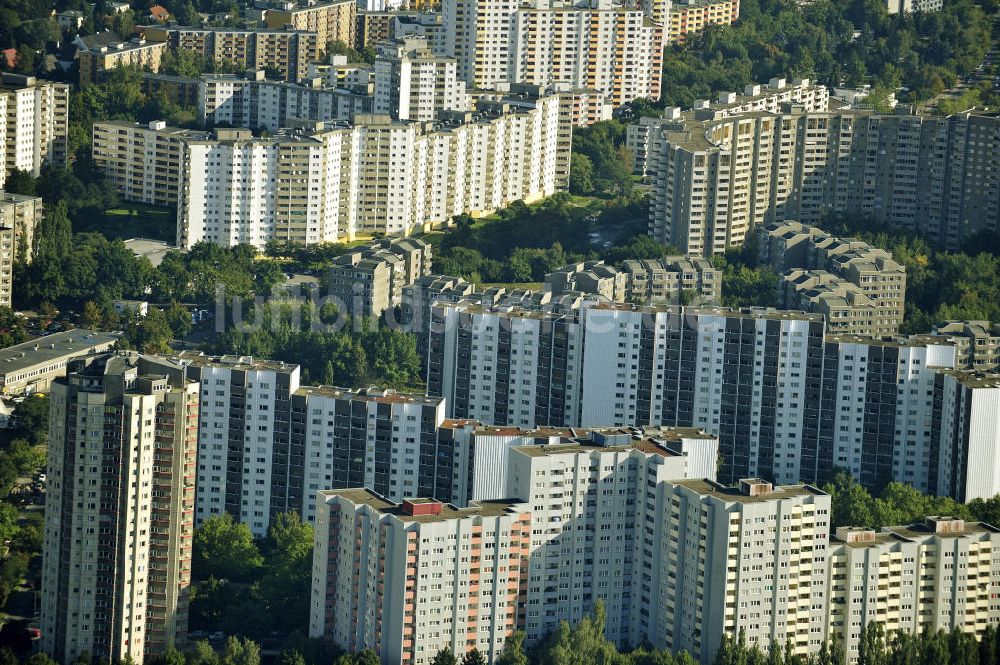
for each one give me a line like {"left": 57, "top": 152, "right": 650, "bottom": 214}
{"left": 191, "top": 513, "right": 314, "bottom": 638}
{"left": 211, "top": 302, "right": 422, "bottom": 389}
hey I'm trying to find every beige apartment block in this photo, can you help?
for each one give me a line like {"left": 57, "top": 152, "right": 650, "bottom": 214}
{"left": 828, "top": 519, "right": 1000, "bottom": 661}
{"left": 78, "top": 39, "right": 169, "bottom": 84}
{"left": 0, "top": 191, "right": 42, "bottom": 306}
{"left": 780, "top": 269, "right": 883, "bottom": 336}
{"left": 40, "top": 354, "right": 198, "bottom": 664}
{"left": 144, "top": 26, "right": 321, "bottom": 82}
{"left": 92, "top": 120, "right": 206, "bottom": 206}
{"left": 0, "top": 74, "right": 69, "bottom": 187}
{"left": 648, "top": 107, "right": 1000, "bottom": 255}
{"left": 932, "top": 320, "right": 1000, "bottom": 368}
{"left": 265, "top": 0, "right": 357, "bottom": 52}
{"left": 760, "top": 221, "right": 906, "bottom": 337}
{"left": 654, "top": 479, "right": 832, "bottom": 662}
{"left": 627, "top": 77, "right": 829, "bottom": 176}
{"left": 668, "top": 0, "right": 740, "bottom": 44}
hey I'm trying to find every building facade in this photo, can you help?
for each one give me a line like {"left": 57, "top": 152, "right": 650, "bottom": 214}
{"left": 373, "top": 37, "right": 467, "bottom": 121}
{"left": 199, "top": 71, "right": 374, "bottom": 131}
{"left": 0, "top": 191, "right": 42, "bottom": 307}
{"left": 78, "top": 39, "right": 169, "bottom": 84}
{"left": 0, "top": 74, "right": 69, "bottom": 188}
{"left": 443, "top": 0, "right": 663, "bottom": 108}
{"left": 264, "top": 0, "right": 357, "bottom": 50}
{"left": 95, "top": 91, "right": 565, "bottom": 248}
{"left": 40, "top": 354, "right": 198, "bottom": 664}
{"left": 647, "top": 107, "right": 1000, "bottom": 255}
{"left": 309, "top": 493, "right": 532, "bottom": 665}
{"left": 427, "top": 300, "right": 968, "bottom": 495}
{"left": 143, "top": 26, "right": 321, "bottom": 82}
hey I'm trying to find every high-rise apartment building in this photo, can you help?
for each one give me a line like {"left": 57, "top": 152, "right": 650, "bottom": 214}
{"left": 309, "top": 493, "right": 532, "bottom": 665}
{"left": 199, "top": 71, "right": 374, "bottom": 132}
{"left": 427, "top": 300, "right": 964, "bottom": 494}
{"left": 828, "top": 519, "right": 1000, "bottom": 662}
{"left": 40, "top": 354, "right": 198, "bottom": 665}
{"left": 931, "top": 370, "right": 1000, "bottom": 502}
{"left": 77, "top": 39, "right": 169, "bottom": 84}
{"left": 92, "top": 120, "right": 201, "bottom": 207}
{"left": 505, "top": 430, "right": 718, "bottom": 646}
{"left": 647, "top": 107, "right": 1000, "bottom": 255}
{"left": 627, "top": 78, "right": 829, "bottom": 176}
{"left": 264, "top": 0, "right": 357, "bottom": 50}
{"left": 95, "top": 90, "right": 565, "bottom": 247}
{"left": 0, "top": 74, "right": 69, "bottom": 187}
{"left": 509, "top": 3, "right": 664, "bottom": 108}
{"left": 373, "top": 37, "right": 467, "bottom": 120}
{"left": 667, "top": 0, "right": 740, "bottom": 44}
{"left": 143, "top": 26, "right": 321, "bottom": 82}
{"left": 443, "top": 0, "right": 663, "bottom": 109}
{"left": 655, "top": 478, "right": 831, "bottom": 662}
{"left": 0, "top": 191, "right": 42, "bottom": 307}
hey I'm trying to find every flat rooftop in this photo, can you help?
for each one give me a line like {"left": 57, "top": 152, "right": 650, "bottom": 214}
{"left": 172, "top": 351, "right": 299, "bottom": 373}
{"left": 123, "top": 237, "right": 184, "bottom": 268}
{"left": 321, "top": 488, "right": 526, "bottom": 522}
{"left": 935, "top": 369, "right": 1000, "bottom": 389}
{"left": 295, "top": 385, "right": 443, "bottom": 406}
{"left": 671, "top": 478, "right": 827, "bottom": 503}
{"left": 0, "top": 330, "right": 119, "bottom": 375}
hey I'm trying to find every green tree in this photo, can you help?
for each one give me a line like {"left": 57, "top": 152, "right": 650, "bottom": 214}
{"left": 495, "top": 633, "right": 529, "bottom": 665}
{"left": 83, "top": 300, "right": 103, "bottom": 329}
{"left": 460, "top": 650, "right": 486, "bottom": 665}
{"left": 254, "top": 512, "right": 314, "bottom": 631}
{"left": 221, "top": 637, "right": 261, "bottom": 665}
{"left": 430, "top": 648, "right": 458, "bottom": 665}
{"left": 2, "top": 169, "right": 36, "bottom": 196}
{"left": 193, "top": 513, "right": 263, "bottom": 582}
{"left": 12, "top": 394, "right": 49, "bottom": 445}
{"left": 165, "top": 299, "right": 193, "bottom": 338}
{"left": 569, "top": 153, "right": 595, "bottom": 195}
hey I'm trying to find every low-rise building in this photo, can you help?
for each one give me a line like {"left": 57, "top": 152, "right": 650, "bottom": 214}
{"left": 544, "top": 257, "right": 721, "bottom": 305}
{"left": 0, "top": 330, "right": 120, "bottom": 395}
{"left": 760, "top": 221, "right": 906, "bottom": 336}
{"left": 327, "top": 237, "right": 433, "bottom": 319}
{"left": 780, "top": 269, "right": 880, "bottom": 336}
{"left": 932, "top": 320, "right": 1000, "bottom": 368}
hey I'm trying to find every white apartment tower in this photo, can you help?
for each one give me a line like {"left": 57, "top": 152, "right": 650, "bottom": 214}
{"left": 374, "top": 37, "right": 467, "bottom": 121}
{"left": 41, "top": 354, "right": 198, "bottom": 665}
{"left": 0, "top": 73, "right": 69, "bottom": 188}
{"left": 504, "top": 430, "right": 718, "bottom": 647}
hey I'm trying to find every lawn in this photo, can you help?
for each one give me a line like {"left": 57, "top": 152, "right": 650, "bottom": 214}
{"left": 76, "top": 204, "right": 177, "bottom": 243}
